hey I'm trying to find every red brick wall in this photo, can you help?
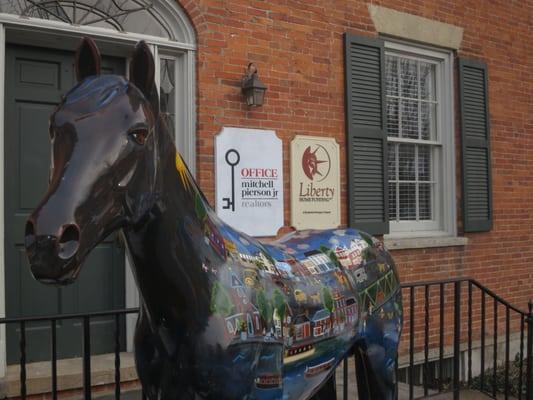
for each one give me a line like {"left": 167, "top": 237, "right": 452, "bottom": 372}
{"left": 175, "top": 0, "right": 533, "bottom": 315}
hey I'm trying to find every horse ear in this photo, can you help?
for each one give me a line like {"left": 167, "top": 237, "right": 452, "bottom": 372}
{"left": 129, "top": 41, "right": 155, "bottom": 99}
{"left": 75, "top": 37, "right": 101, "bottom": 81}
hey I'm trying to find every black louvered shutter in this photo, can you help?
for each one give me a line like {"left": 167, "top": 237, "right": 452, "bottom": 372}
{"left": 459, "top": 59, "right": 493, "bottom": 232}
{"left": 343, "top": 34, "right": 388, "bottom": 235}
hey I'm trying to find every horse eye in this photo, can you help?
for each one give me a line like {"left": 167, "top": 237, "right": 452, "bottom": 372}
{"left": 130, "top": 129, "right": 148, "bottom": 145}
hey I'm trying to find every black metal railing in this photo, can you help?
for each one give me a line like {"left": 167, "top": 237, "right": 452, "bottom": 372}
{"left": 1, "top": 278, "right": 531, "bottom": 400}
{"left": 1, "top": 308, "right": 138, "bottom": 399}
{"left": 400, "top": 278, "right": 533, "bottom": 400}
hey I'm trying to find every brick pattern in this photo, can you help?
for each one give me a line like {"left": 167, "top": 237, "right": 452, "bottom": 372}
{"left": 175, "top": 0, "right": 533, "bottom": 317}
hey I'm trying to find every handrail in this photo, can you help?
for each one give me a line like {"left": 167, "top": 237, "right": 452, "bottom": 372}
{"left": 1, "top": 277, "right": 531, "bottom": 400}
{"left": 402, "top": 277, "right": 529, "bottom": 315}
{"left": 0, "top": 307, "right": 139, "bottom": 324}
{"left": 401, "top": 278, "right": 532, "bottom": 400}
{"left": 470, "top": 279, "right": 529, "bottom": 315}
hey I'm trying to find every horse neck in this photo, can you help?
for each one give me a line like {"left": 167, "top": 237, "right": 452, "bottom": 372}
{"left": 124, "top": 119, "right": 213, "bottom": 331}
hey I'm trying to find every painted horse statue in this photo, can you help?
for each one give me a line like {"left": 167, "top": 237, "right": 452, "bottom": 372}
{"left": 24, "top": 38, "right": 403, "bottom": 400}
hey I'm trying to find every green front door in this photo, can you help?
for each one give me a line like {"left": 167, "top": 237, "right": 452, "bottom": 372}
{"left": 5, "top": 44, "right": 126, "bottom": 363}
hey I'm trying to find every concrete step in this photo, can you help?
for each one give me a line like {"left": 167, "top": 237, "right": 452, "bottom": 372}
{"left": 0, "top": 353, "right": 138, "bottom": 398}
{"left": 0, "top": 352, "right": 516, "bottom": 399}
{"left": 333, "top": 360, "right": 516, "bottom": 400}
{"left": 92, "top": 388, "right": 504, "bottom": 399}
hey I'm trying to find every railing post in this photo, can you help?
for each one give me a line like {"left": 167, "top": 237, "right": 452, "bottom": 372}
{"left": 342, "top": 356, "right": 348, "bottom": 400}
{"left": 424, "top": 285, "right": 430, "bottom": 397}
{"left": 51, "top": 319, "right": 57, "bottom": 400}
{"left": 526, "top": 300, "right": 532, "bottom": 400}
{"left": 439, "top": 283, "right": 445, "bottom": 392}
{"left": 492, "top": 298, "right": 499, "bottom": 399}
{"left": 481, "top": 291, "right": 486, "bottom": 393}
{"left": 83, "top": 316, "right": 91, "bottom": 400}
{"left": 453, "top": 281, "right": 461, "bottom": 400}
{"left": 505, "top": 307, "right": 510, "bottom": 400}
{"left": 19, "top": 321, "right": 26, "bottom": 400}
{"left": 409, "top": 286, "right": 415, "bottom": 400}
{"left": 115, "top": 313, "right": 121, "bottom": 400}
{"left": 519, "top": 315, "right": 525, "bottom": 400}
{"left": 467, "top": 281, "right": 472, "bottom": 387}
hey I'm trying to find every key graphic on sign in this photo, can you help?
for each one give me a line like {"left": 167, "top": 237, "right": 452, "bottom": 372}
{"left": 222, "top": 149, "right": 240, "bottom": 211}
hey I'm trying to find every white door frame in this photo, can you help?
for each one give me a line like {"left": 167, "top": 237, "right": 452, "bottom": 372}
{"left": 0, "top": 10, "right": 196, "bottom": 376}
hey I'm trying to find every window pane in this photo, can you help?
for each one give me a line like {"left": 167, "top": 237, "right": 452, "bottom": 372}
{"left": 0, "top": 0, "right": 175, "bottom": 40}
{"left": 388, "top": 144, "right": 397, "bottom": 180}
{"left": 400, "top": 58, "right": 418, "bottom": 99}
{"left": 400, "top": 99, "right": 419, "bottom": 139}
{"left": 389, "top": 182, "right": 397, "bottom": 221}
{"left": 160, "top": 58, "right": 176, "bottom": 139}
{"left": 385, "top": 56, "right": 399, "bottom": 96}
{"left": 385, "top": 52, "right": 441, "bottom": 227}
{"left": 418, "top": 146, "right": 431, "bottom": 181}
{"left": 419, "top": 183, "right": 432, "bottom": 220}
{"left": 398, "top": 144, "right": 415, "bottom": 181}
{"left": 421, "top": 102, "right": 436, "bottom": 140}
{"left": 420, "top": 62, "right": 436, "bottom": 101}
{"left": 399, "top": 183, "right": 416, "bottom": 220}
{"left": 387, "top": 97, "right": 399, "bottom": 137}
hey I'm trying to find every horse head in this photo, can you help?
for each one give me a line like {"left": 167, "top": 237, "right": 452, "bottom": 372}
{"left": 24, "top": 38, "right": 160, "bottom": 285}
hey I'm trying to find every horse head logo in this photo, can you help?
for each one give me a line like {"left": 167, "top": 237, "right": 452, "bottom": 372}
{"left": 301, "top": 145, "right": 331, "bottom": 182}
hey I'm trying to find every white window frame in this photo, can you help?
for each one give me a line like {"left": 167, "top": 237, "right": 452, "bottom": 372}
{"left": 156, "top": 50, "right": 196, "bottom": 172}
{"left": 0, "top": 2, "right": 196, "bottom": 376}
{"left": 384, "top": 41, "right": 456, "bottom": 239}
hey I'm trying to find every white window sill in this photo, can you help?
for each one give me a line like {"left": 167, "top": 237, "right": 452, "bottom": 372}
{"left": 384, "top": 236, "right": 468, "bottom": 250}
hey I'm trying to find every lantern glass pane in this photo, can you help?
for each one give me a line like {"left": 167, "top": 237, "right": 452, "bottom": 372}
{"left": 254, "top": 88, "right": 265, "bottom": 106}
{"left": 246, "top": 91, "right": 255, "bottom": 106}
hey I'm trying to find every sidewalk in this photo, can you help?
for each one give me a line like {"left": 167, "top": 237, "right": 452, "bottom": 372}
{"left": 333, "top": 362, "right": 513, "bottom": 400}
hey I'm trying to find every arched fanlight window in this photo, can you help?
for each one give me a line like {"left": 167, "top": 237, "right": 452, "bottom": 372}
{"left": 0, "top": 0, "right": 194, "bottom": 44}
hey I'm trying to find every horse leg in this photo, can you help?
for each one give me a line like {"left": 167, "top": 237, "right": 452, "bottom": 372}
{"left": 355, "top": 294, "right": 402, "bottom": 400}
{"left": 134, "top": 308, "right": 195, "bottom": 399}
{"left": 353, "top": 339, "right": 398, "bottom": 400}
{"left": 310, "top": 373, "right": 336, "bottom": 400}
{"left": 353, "top": 341, "right": 373, "bottom": 400}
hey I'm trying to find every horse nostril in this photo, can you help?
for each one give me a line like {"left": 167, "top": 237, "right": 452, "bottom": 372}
{"left": 24, "top": 220, "right": 36, "bottom": 247}
{"left": 58, "top": 224, "right": 80, "bottom": 260}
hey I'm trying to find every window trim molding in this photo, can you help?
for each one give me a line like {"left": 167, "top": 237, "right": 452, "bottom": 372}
{"left": 383, "top": 40, "right": 456, "bottom": 239}
{"left": 384, "top": 236, "right": 468, "bottom": 251}
{"left": 368, "top": 5, "right": 464, "bottom": 50}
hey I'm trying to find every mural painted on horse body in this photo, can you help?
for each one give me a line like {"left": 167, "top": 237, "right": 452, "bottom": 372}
{"left": 177, "top": 152, "right": 403, "bottom": 399}
{"left": 24, "top": 38, "right": 403, "bottom": 400}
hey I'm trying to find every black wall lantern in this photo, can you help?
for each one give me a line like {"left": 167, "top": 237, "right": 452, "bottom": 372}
{"left": 241, "top": 63, "right": 267, "bottom": 107}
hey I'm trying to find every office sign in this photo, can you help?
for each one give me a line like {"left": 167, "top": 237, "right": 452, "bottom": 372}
{"left": 291, "top": 135, "right": 340, "bottom": 229}
{"left": 215, "top": 127, "right": 283, "bottom": 236}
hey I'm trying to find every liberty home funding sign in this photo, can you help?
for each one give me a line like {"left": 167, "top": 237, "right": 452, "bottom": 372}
{"left": 215, "top": 127, "right": 283, "bottom": 236}
{"left": 291, "top": 135, "right": 340, "bottom": 229}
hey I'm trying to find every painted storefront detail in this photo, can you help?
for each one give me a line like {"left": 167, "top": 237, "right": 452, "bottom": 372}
{"left": 188, "top": 162, "right": 402, "bottom": 398}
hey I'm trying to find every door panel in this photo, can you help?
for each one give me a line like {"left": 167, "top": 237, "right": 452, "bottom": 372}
{"left": 5, "top": 44, "right": 126, "bottom": 363}
{"left": 19, "top": 102, "right": 55, "bottom": 210}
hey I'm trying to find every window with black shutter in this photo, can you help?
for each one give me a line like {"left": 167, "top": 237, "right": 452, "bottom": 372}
{"left": 344, "top": 35, "right": 462, "bottom": 238}
{"left": 458, "top": 59, "right": 492, "bottom": 232}
{"left": 343, "top": 34, "right": 389, "bottom": 235}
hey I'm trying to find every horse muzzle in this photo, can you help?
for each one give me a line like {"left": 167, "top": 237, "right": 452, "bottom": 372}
{"left": 24, "top": 220, "right": 81, "bottom": 285}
